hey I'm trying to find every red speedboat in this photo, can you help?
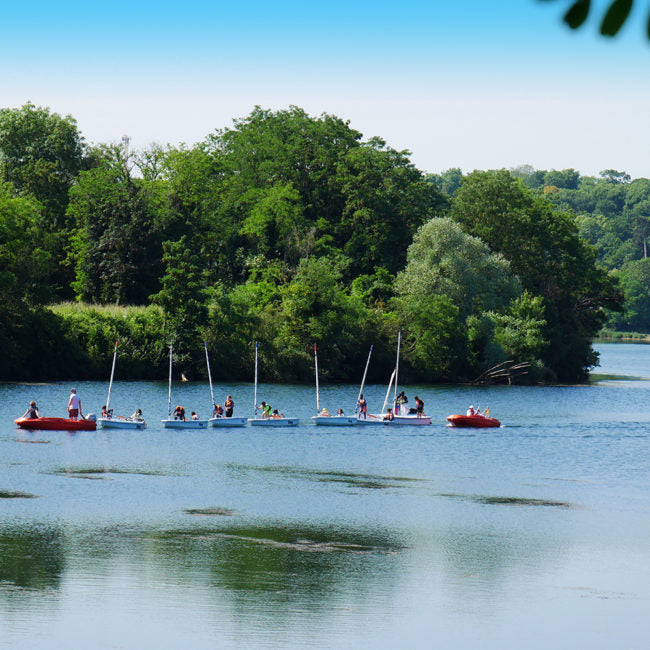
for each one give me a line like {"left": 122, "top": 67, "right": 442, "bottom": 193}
{"left": 15, "top": 417, "right": 97, "bottom": 431}
{"left": 446, "top": 414, "right": 501, "bottom": 428}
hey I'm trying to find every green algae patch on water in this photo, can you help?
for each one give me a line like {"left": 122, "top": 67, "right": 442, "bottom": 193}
{"left": 50, "top": 467, "right": 169, "bottom": 480}
{"left": 0, "top": 490, "right": 38, "bottom": 499}
{"left": 226, "top": 463, "right": 426, "bottom": 490}
{"left": 475, "top": 496, "right": 573, "bottom": 508}
{"left": 184, "top": 508, "right": 236, "bottom": 517}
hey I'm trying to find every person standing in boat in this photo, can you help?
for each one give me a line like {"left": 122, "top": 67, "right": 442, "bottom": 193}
{"left": 225, "top": 395, "right": 234, "bottom": 418}
{"left": 67, "top": 389, "right": 83, "bottom": 420}
{"left": 21, "top": 401, "right": 40, "bottom": 419}
{"left": 395, "top": 391, "right": 408, "bottom": 415}
{"left": 414, "top": 396, "right": 424, "bottom": 417}
{"left": 357, "top": 394, "right": 368, "bottom": 420}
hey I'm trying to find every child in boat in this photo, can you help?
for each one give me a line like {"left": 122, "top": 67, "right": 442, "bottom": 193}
{"left": 130, "top": 408, "right": 144, "bottom": 421}
{"left": 259, "top": 402, "right": 272, "bottom": 419}
{"left": 270, "top": 409, "right": 282, "bottom": 419}
{"left": 357, "top": 395, "right": 368, "bottom": 419}
{"left": 101, "top": 405, "right": 114, "bottom": 419}
{"left": 191, "top": 411, "right": 200, "bottom": 420}
{"left": 225, "top": 396, "right": 234, "bottom": 417}
{"left": 213, "top": 404, "right": 224, "bottom": 418}
{"left": 337, "top": 409, "right": 344, "bottom": 416}
{"left": 415, "top": 396, "right": 424, "bottom": 417}
{"left": 320, "top": 407, "right": 330, "bottom": 416}
{"left": 173, "top": 405, "right": 186, "bottom": 420}
{"left": 21, "top": 401, "right": 40, "bottom": 419}
{"left": 383, "top": 408, "right": 395, "bottom": 421}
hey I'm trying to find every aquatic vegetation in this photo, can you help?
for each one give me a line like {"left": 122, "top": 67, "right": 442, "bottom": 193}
{"left": 0, "top": 490, "right": 38, "bottom": 499}
{"left": 184, "top": 508, "right": 236, "bottom": 517}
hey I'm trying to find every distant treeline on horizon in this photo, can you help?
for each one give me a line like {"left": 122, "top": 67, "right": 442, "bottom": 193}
{"left": 1, "top": 102, "right": 647, "bottom": 384}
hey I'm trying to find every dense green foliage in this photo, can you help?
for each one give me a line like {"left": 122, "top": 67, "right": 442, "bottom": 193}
{"left": 1, "top": 103, "right": 641, "bottom": 384}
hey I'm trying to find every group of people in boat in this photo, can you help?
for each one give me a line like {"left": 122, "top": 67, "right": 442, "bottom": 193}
{"left": 258, "top": 401, "right": 285, "bottom": 419}
{"left": 211, "top": 396, "right": 235, "bottom": 419}
{"left": 355, "top": 392, "right": 425, "bottom": 420}
{"left": 466, "top": 405, "right": 490, "bottom": 417}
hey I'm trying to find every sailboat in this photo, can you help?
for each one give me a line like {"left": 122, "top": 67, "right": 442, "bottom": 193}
{"left": 354, "top": 344, "right": 388, "bottom": 425}
{"left": 97, "top": 341, "right": 147, "bottom": 430}
{"left": 311, "top": 344, "right": 357, "bottom": 426}
{"left": 161, "top": 341, "right": 208, "bottom": 429}
{"left": 360, "top": 332, "right": 431, "bottom": 426}
{"left": 205, "top": 342, "right": 247, "bottom": 427}
{"left": 248, "top": 342, "right": 299, "bottom": 427}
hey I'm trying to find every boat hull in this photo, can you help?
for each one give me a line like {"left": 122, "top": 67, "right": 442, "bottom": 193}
{"left": 360, "top": 414, "right": 431, "bottom": 425}
{"left": 312, "top": 415, "right": 358, "bottom": 426}
{"left": 248, "top": 418, "right": 300, "bottom": 427}
{"left": 15, "top": 417, "right": 97, "bottom": 431}
{"left": 98, "top": 417, "right": 146, "bottom": 430}
{"left": 209, "top": 417, "right": 248, "bottom": 427}
{"left": 446, "top": 414, "right": 501, "bottom": 428}
{"left": 161, "top": 419, "right": 208, "bottom": 429}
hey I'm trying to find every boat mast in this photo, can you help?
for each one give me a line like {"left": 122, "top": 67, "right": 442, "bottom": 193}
{"left": 253, "top": 341, "right": 258, "bottom": 417}
{"left": 381, "top": 368, "right": 396, "bottom": 414}
{"left": 105, "top": 340, "right": 118, "bottom": 413}
{"left": 394, "top": 330, "right": 401, "bottom": 409}
{"left": 204, "top": 341, "right": 215, "bottom": 410}
{"left": 167, "top": 341, "right": 173, "bottom": 418}
{"left": 314, "top": 343, "right": 320, "bottom": 414}
{"left": 356, "top": 345, "right": 373, "bottom": 412}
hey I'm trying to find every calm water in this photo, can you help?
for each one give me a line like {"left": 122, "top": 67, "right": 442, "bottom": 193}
{"left": 1, "top": 343, "right": 649, "bottom": 649}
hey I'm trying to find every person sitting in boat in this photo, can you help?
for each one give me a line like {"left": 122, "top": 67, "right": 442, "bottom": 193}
{"left": 415, "top": 396, "right": 425, "bottom": 417}
{"left": 191, "top": 411, "right": 200, "bottom": 420}
{"left": 101, "top": 405, "right": 114, "bottom": 419}
{"left": 320, "top": 407, "right": 330, "bottom": 416}
{"left": 173, "top": 405, "right": 186, "bottom": 421}
{"left": 21, "top": 401, "right": 40, "bottom": 419}
{"left": 270, "top": 409, "right": 282, "bottom": 419}
{"left": 466, "top": 405, "right": 475, "bottom": 416}
{"left": 357, "top": 395, "right": 368, "bottom": 420}
{"left": 130, "top": 408, "right": 144, "bottom": 421}
{"left": 337, "top": 408, "right": 344, "bottom": 416}
{"left": 67, "top": 388, "right": 83, "bottom": 420}
{"left": 225, "top": 396, "right": 234, "bottom": 417}
{"left": 383, "top": 408, "right": 395, "bottom": 421}
{"left": 212, "top": 404, "right": 224, "bottom": 418}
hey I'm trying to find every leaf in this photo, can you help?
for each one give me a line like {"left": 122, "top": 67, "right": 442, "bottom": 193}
{"left": 564, "top": 0, "right": 591, "bottom": 28}
{"left": 600, "top": 0, "right": 633, "bottom": 36}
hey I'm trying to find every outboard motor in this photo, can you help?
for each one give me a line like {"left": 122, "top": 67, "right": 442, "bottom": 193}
{"left": 86, "top": 413, "right": 97, "bottom": 422}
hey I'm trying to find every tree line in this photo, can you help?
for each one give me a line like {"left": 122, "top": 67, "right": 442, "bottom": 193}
{"left": 0, "top": 103, "right": 632, "bottom": 383}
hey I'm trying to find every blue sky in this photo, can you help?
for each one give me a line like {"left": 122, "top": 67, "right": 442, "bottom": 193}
{"left": 2, "top": 0, "right": 649, "bottom": 177}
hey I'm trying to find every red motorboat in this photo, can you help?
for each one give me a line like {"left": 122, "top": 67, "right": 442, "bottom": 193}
{"left": 446, "top": 414, "right": 501, "bottom": 428}
{"left": 15, "top": 417, "right": 97, "bottom": 431}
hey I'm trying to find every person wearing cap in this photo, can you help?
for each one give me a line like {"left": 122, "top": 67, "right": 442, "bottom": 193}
{"left": 68, "top": 388, "right": 83, "bottom": 420}
{"left": 466, "top": 405, "right": 475, "bottom": 416}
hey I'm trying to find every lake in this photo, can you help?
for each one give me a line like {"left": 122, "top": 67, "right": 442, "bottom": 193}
{"left": 1, "top": 343, "right": 649, "bottom": 649}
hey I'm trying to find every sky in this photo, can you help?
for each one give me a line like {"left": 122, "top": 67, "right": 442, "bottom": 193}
{"left": 2, "top": 0, "right": 649, "bottom": 178}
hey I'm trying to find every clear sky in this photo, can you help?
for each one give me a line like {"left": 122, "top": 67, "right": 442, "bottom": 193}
{"left": 2, "top": 0, "right": 649, "bottom": 177}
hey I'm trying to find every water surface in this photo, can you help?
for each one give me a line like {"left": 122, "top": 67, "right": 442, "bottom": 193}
{"left": 1, "top": 343, "right": 649, "bottom": 648}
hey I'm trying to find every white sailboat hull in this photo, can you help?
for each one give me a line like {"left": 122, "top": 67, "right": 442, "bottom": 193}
{"left": 364, "top": 413, "right": 431, "bottom": 425}
{"left": 98, "top": 417, "right": 146, "bottom": 430}
{"left": 161, "top": 419, "right": 208, "bottom": 429}
{"left": 209, "top": 417, "right": 248, "bottom": 427}
{"left": 312, "top": 415, "right": 358, "bottom": 426}
{"left": 248, "top": 417, "right": 300, "bottom": 427}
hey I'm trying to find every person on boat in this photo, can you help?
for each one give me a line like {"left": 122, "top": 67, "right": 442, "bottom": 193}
{"left": 383, "top": 408, "right": 395, "bottom": 421}
{"left": 212, "top": 404, "right": 224, "bottom": 418}
{"left": 466, "top": 405, "right": 475, "bottom": 416}
{"left": 259, "top": 401, "right": 272, "bottom": 419}
{"left": 225, "top": 396, "right": 234, "bottom": 417}
{"left": 130, "top": 408, "right": 144, "bottom": 421}
{"left": 320, "top": 407, "right": 330, "bottom": 416}
{"left": 337, "top": 408, "right": 345, "bottom": 416}
{"left": 21, "top": 401, "right": 40, "bottom": 419}
{"left": 415, "top": 396, "right": 425, "bottom": 417}
{"left": 173, "top": 405, "right": 186, "bottom": 421}
{"left": 270, "top": 409, "right": 282, "bottom": 419}
{"left": 395, "top": 391, "right": 408, "bottom": 415}
{"left": 191, "top": 411, "right": 200, "bottom": 420}
{"left": 357, "top": 394, "right": 368, "bottom": 420}
{"left": 67, "top": 388, "right": 83, "bottom": 420}
{"left": 101, "top": 405, "right": 113, "bottom": 419}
